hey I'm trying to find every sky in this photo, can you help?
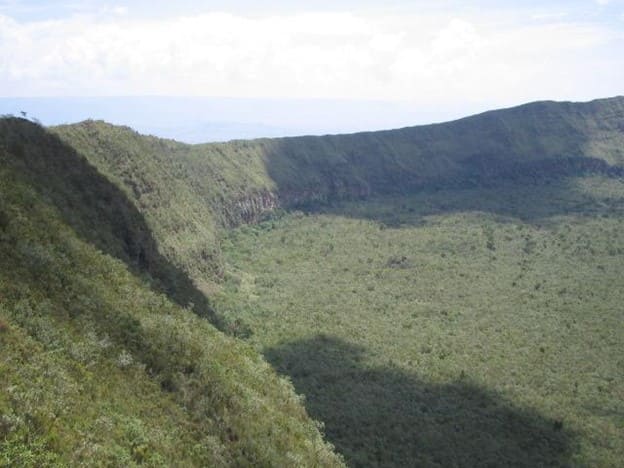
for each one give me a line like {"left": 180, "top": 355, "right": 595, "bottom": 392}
{"left": 0, "top": 1, "right": 623, "bottom": 139}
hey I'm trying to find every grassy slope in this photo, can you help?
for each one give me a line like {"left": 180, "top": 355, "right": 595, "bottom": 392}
{"left": 9, "top": 96, "right": 623, "bottom": 465}
{"left": 239, "top": 96, "right": 624, "bottom": 196}
{"left": 0, "top": 118, "right": 343, "bottom": 467}
{"left": 51, "top": 97, "right": 624, "bottom": 289}
{"left": 49, "top": 121, "right": 227, "bottom": 284}
{"left": 216, "top": 176, "right": 624, "bottom": 466}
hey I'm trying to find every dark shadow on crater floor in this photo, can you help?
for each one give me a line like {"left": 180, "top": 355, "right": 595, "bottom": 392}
{"left": 265, "top": 335, "right": 574, "bottom": 467}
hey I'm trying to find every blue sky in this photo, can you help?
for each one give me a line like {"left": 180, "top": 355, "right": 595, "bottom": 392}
{"left": 0, "top": 1, "right": 623, "bottom": 138}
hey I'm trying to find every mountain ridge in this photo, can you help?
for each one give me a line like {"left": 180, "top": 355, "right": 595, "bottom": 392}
{"left": 60, "top": 95, "right": 624, "bottom": 143}
{"left": 51, "top": 96, "right": 624, "bottom": 259}
{"left": 2, "top": 95, "right": 623, "bottom": 465}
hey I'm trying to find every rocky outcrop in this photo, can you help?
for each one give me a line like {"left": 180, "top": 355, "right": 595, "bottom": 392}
{"left": 222, "top": 190, "right": 279, "bottom": 225}
{"left": 221, "top": 155, "right": 624, "bottom": 227}
{"left": 222, "top": 183, "right": 374, "bottom": 226}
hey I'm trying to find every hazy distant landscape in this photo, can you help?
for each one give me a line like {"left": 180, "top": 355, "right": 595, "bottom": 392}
{"left": 0, "top": 97, "right": 462, "bottom": 143}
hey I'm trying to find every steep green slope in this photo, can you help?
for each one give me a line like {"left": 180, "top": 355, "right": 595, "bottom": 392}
{"left": 49, "top": 121, "right": 227, "bottom": 287}
{"left": 51, "top": 97, "right": 624, "bottom": 290}
{"left": 0, "top": 118, "right": 343, "bottom": 466}
{"left": 226, "top": 95, "right": 624, "bottom": 198}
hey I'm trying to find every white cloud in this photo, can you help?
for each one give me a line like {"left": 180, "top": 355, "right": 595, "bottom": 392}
{"left": 0, "top": 10, "right": 622, "bottom": 105}
{"left": 531, "top": 12, "right": 569, "bottom": 21}
{"left": 108, "top": 6, "right": 128, "bottom": 16}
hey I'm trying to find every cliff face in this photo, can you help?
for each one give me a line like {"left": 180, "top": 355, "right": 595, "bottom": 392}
{"left": 222, "top": 185, "right": 374, "bottom": 226}
{"left": 214, "top": 96, "right": 624, "bottom": 223}
{"left": 221, "top": 158, "right": 624, "bottom": 225}
{"left": 225, "top": 190, "right": 280, "bottom": 224}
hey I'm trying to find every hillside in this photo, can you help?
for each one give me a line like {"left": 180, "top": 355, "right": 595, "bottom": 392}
{"left": 2, "top": 96, "right": 624, "bottom": 466}
{"left": 0, "top": 118, "right": 343, "bottom": 466}
{"left": 51, "top": 97, "right": 624, "bottom": 284}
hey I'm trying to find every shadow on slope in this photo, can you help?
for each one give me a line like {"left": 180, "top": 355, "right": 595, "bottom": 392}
{"left": 311, "top": 171, "right": 624, "bottom": 229}
{"left": 258, "top": 97, "right": 624, "bottom": 226}
{"left": 0, "top": 118, "right": 222, "bottom": 327}
{"left": 265, "top": 335, "right": 573, "bottom": 467}
{"left": 269, "top": 146, "right": 624, "bottom": 227}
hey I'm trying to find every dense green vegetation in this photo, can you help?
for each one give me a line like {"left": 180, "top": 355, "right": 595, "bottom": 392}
{"left": 0, "top": 118, "right": 342, "bottom": 466}
{"left": 216, "top": 176, "right": 624, "bottom": 466}
{"left": 51, "top": 96, "right": 624, "bottom": 292}
{"left": 2, "top": 96, "right": 624, "bottom": 466}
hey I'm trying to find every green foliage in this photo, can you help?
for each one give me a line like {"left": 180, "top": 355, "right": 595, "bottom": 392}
{"left": 217, "top": 176, "right": 624, "bottom": 466}
{"left": 0, "top": 123, "right": 342, "bottom": 466}
{"left": 50, "top": 97, "right": 624, "bottom": 290}
{"left": 2, "top": 97, "right": 624, "bottom": 466}
{"left": 0, "top": 117, "right": 219, "bottom": 325}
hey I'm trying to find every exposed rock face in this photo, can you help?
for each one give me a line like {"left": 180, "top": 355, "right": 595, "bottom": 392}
{"left": 222, "top": 156, "right": 624, "bottom": 226}
{"left": 222, "top": 184, "right": 373, "bottom": 226}
{"left": 226, "top": 190, "right": 279, "bottom": 224}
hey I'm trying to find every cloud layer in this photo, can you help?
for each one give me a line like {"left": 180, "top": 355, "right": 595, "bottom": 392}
{"left": 0, "top": 8, "right": 622, "bottom": 105}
